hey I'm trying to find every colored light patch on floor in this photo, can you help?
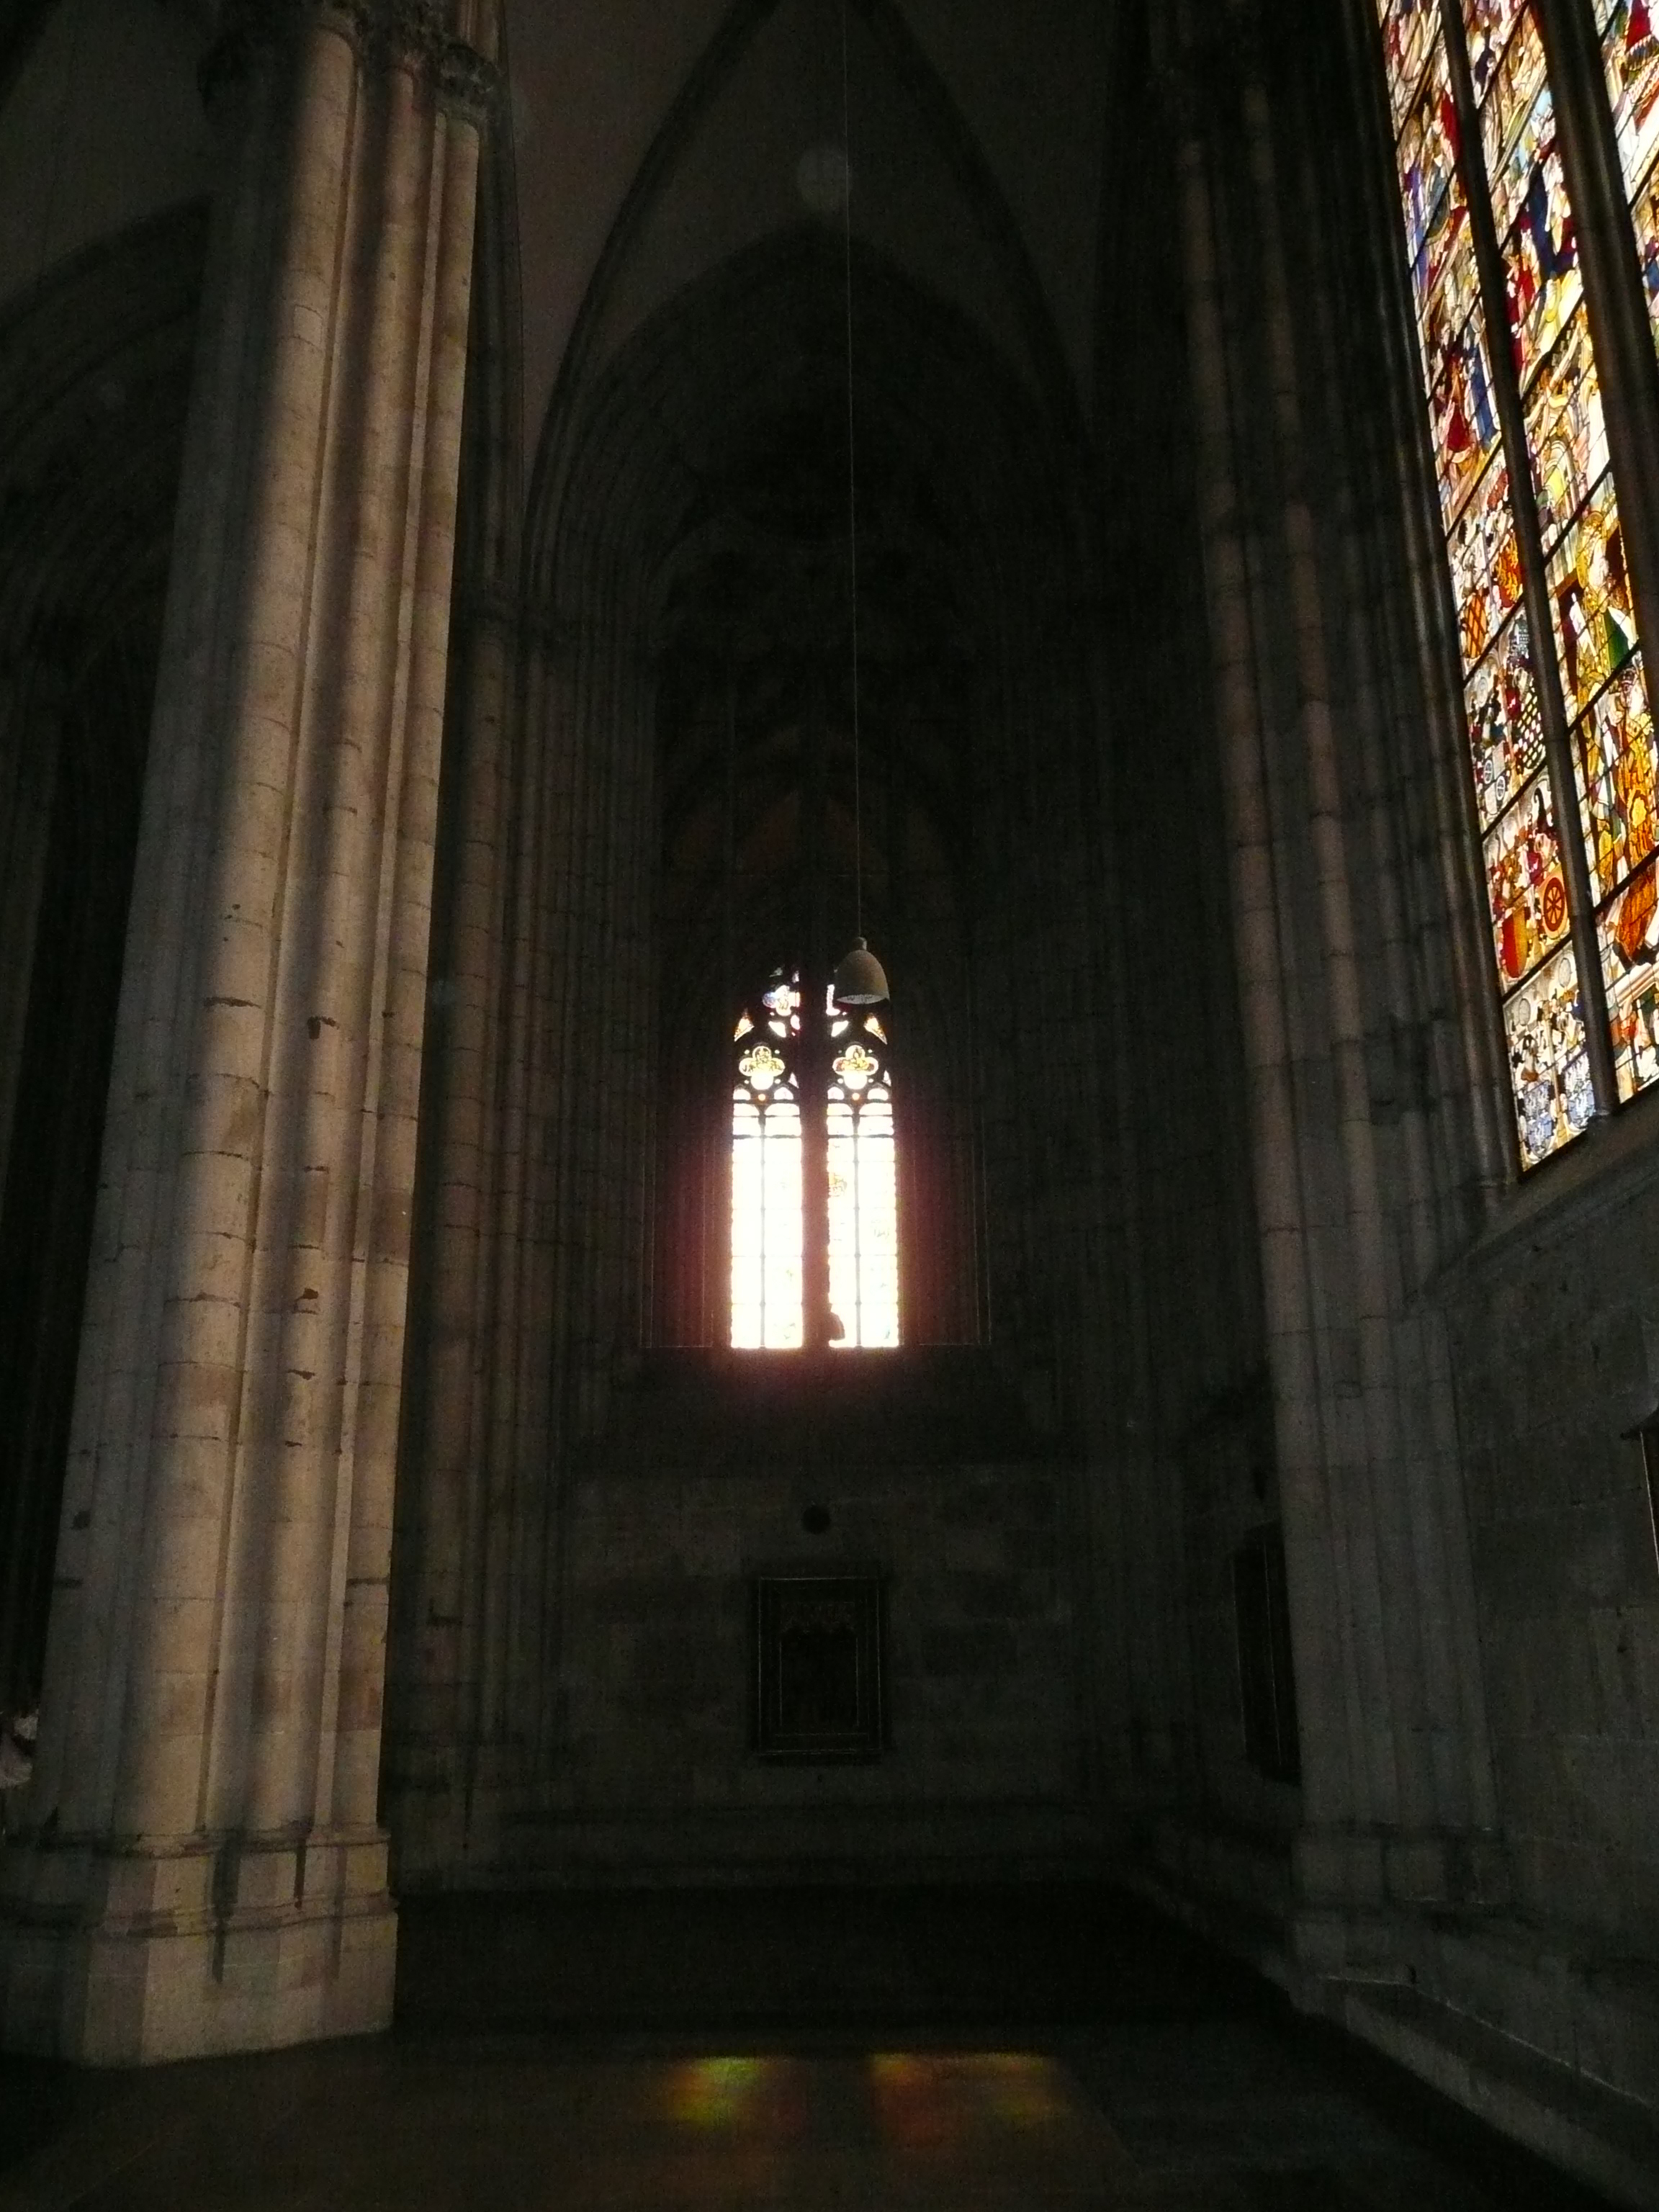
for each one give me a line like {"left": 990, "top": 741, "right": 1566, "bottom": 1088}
{"left": 871, "top": 2051, "right": 1078, "bottom": 2143}
{"left": 0, "top": 2020, "right": 1619, "bottom": 2212}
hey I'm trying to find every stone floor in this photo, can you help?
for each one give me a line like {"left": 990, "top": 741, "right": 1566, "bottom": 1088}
{"left": 0, "top": 1887, "right": 1619, "bottom": 2210}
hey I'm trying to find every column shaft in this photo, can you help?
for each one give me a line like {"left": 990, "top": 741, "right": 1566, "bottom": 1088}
{"left": 0, "top": 1, "right": 492, "bottom": 2065}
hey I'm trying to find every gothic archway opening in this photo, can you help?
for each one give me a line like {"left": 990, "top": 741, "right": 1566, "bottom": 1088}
{"left": 0, "top": 206, "right": 204, "bottom": 1714}
{"left": 643, "top": 339, "right": 995, "bottom": 1357}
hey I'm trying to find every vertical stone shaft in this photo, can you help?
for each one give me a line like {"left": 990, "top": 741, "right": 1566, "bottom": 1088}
{"left": 0, "top": 2, "right": 489, "bottom": 2064}
{"left": 1176, "top": 109, "right": 1357, "bottom": 1836}
{"left": 1238, "top": 68, "right": 1496, "bottom": 1843}
{"left": 1177, "top": 6, "right": 1501, "bottom": 1952}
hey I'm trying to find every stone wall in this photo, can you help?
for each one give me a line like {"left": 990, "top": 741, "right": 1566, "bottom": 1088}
{"left": 1440, "top": 1123, "right": 1659, "bottom": 1951}
{"left": 422, "top": 1352, "right": 1100, "bottom": 1886}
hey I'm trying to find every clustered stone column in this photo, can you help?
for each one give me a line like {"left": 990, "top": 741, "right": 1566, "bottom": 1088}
{"left": 0, "top": 0, "right": 494, "bottom": 2064}
{"left": 1169, "top": 0, "right": 1506, "bottom": 1978}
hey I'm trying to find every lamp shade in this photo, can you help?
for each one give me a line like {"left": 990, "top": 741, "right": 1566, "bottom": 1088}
{"left": 832, "top": 937, "right": 889, "bottom": 1005}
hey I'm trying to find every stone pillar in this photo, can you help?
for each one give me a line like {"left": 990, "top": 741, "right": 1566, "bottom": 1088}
{"left": 0, "top": 0, "right": 494, "bottom": 2064}
{"left": 1172, "top": 0, "right": 1503, "bottom": 1974}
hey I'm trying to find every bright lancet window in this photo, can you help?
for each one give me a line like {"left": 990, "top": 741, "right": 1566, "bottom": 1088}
{"left": 826, "top": 1017, "right": 899, "bottom": 1348}
{"left": 729, "top": 974, "right": 899, "bottom": 1349}
{"left": 1375, "top": 0, "right": 1659, "bottom": 1162}
{"left": 730, "top": 982, "right": 805, "bottom": 1348}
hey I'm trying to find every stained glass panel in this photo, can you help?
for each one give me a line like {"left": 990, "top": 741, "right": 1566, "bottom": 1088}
{"left": 1429, "top": 310, "right": 1504, "bottom": 521}
{"left": 1465, "top": 0, "right": 1528, "bottom": 103}
{"left": 1597, "top": 3, "right": 1659, "bottom": 204}
{"left": 1523, "top": 312, "right": 1608, "bottom": 551}
{"left": 1498, "top": 138, "right": 1583, "bottom": 387}
{"left": 1632, "top": 163, "right": 1659, "bottom": 333}
{"left": 1485, "top": 770, "right": 1573, "bottom": 984}
{"left": 1449, "top": 456, "right": 1525, "bottom": 669}
{"left": 1547, "top": 472, "right": 1639, "bottom": 719}
{"left": 1596, "top": 1, "right": 1659, "bottom": 358}
{"left": 1415, "top": 176, "right": 1482, "bottom": 351}
{"left": 1601, "top": 855, "right": 1659, "bottom": 1094}
{"left": 1504, "top": 940, "right": 1593, "bottom": 1164}
{"left": 1395, "top": 40, "right": 1465, "bottom": 299}
{"left": 1467, "top": 610, "right": 1546, "bottom": 827}
{"left": 1380, "top": 0, "right": 1445, "bottom": 125}
{"left": 1577, "top": 653, "right": 1659, "bottom": 897}
{"left": 1478, "top": 9, "right": 1552, "bottom": 234}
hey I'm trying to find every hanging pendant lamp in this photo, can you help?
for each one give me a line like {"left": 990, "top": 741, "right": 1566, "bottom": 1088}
{"left": 832, "top": 0, "right": 888, "bottom": 1012}
{"left": 833, "top": 935, "right": 888, "bottom": 1005}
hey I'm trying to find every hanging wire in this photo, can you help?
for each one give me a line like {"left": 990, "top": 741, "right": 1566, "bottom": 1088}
{"left": 32, "top": 0, "right": 85, "bottom": 295}
{"left": 838, "top": 0, "right": 863, "bottom": 940}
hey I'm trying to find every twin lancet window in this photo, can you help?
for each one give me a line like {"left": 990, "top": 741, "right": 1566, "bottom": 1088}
{"left": 730, "top": 975, "right": 899, "bottom": 1349}
{"left": 1378, "top": 0, "right": 1659, "bottom": 1165}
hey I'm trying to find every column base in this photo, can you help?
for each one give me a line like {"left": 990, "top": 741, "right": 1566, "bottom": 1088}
{"left": 0, "top": 1827, "right": 396, "bottom": 2064}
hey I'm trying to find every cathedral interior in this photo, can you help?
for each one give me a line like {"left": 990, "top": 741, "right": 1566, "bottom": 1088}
{"left": 1, "top": 0, "right": 1658, "bottom": 2204}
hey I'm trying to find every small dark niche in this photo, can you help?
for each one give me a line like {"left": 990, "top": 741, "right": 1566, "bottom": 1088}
{"left": 751, "top": 1568, "right": 885, "bottom": 1761}
{"left": 1233, "top": 1522, "right": 1301, "bottom": 1784}
{"left": 801, "top": 1503, "right": 832, "bottom": 1535}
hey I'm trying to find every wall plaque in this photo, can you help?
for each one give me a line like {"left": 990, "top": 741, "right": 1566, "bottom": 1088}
{"left": 751, "top": 1568, "right": 885, "bottom": 1761}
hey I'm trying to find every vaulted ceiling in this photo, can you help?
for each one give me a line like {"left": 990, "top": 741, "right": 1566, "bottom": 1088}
{"left": 511, "top": 0, "right": 1114, "bottom": 467}
{"left": 0, "top": 0, "right": 1118, "bottom": 480}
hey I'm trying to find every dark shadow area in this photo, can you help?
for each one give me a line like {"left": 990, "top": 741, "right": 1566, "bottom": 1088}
{"left": 394, "top": 1881, "right": 1259, "bottom": 2034}
{"left": 0, "top": 1882, "right": 1617, "bottom": 2208}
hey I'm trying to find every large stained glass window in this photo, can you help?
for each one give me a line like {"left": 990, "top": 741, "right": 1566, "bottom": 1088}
{"left": 1376, "top": 0, "right": 1659, "bottom": 1162}
{"left": 730, "top": 973, "right": 899, "bottom": 1349}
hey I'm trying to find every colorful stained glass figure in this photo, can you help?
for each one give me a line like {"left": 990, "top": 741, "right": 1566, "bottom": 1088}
{"left": 1599, "top": 0, "right": 1659, "bottom": 359}
{"left": 1396, "top": 41, "right": 1465, "bottom": 297}
{"left": 1547, "top": 474, "right": 1639, "bottom": 719}
{"left": 1577, "top": 655, "right": 1659, "bottom": 898}
{"left": 731, "top": 973, "right": 899, "bottom": 1350}
{"left": 1599, "top": 1, "right": 1659, "bottom": 156}
{"left": 1523, "top": 312, "right": 1608, "bottom": 550}
{"left": 1504, "top": 940, "right": 1593, "bottom": 1163}
{"left": 1601, "top": 855, "right": 1659, "bottom": 1094}
{"left": 1465, "top": 0, "right": 1528, "bottom": 104}
{"left": 1486, "top": 771, "right": 1573, "bottom": 984}
{"left": 1498, "top": 138, "right": 1583, "bottom": 387}
{"left": 1467, "top": 611, "right": 1546, "bottom": 828}
{"left": 1631, "top": 165, "right": 1659, "bottom": 336}
{"left": 1449, "top": 457, "right": 1525, "bottom": 670}
{"left": 1479, "top": 8, "right": 1552, "bottom": 233}
{"left": 1417, "top": 178, "right": 1483, "bottom": 346}
{"left": 1429, "top": 309, "right": 1503, "bottom": 521}
{"left": 1381, "top": 0, "right": 1445, "bottom": 126}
